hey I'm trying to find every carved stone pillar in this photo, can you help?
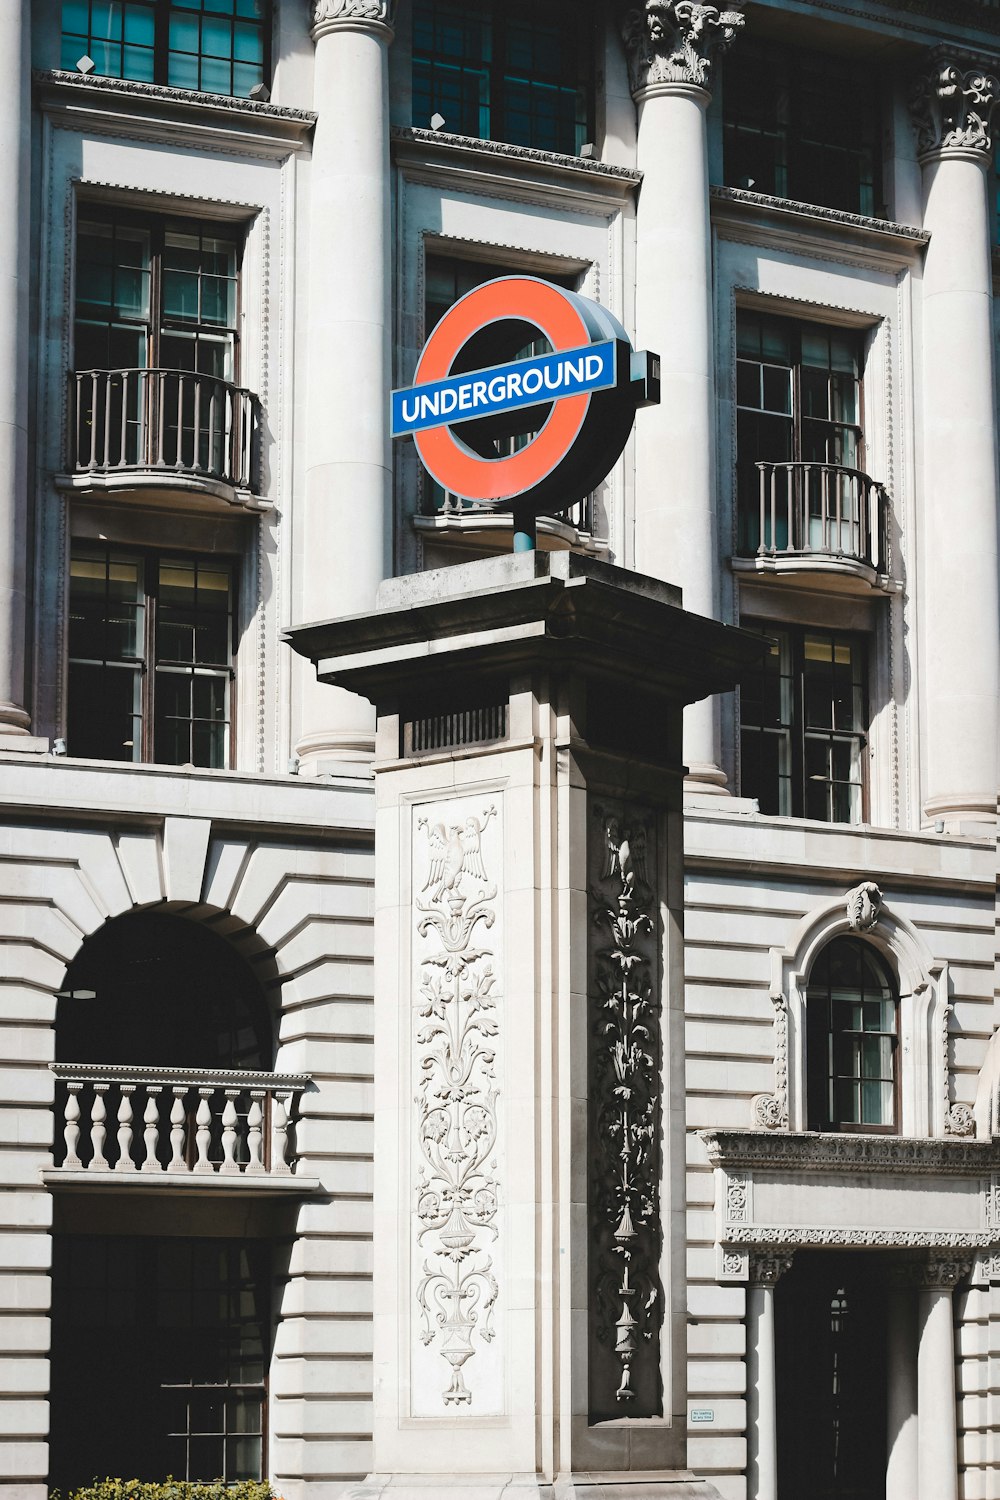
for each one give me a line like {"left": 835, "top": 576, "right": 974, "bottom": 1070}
{"left": 0, "top": 0, "right": 31, "bottom": 735}
{"left": 288, "top": 552, "right": 763, "bottom": 1495}
{"left": 295, "top": 0, "right": 395, "bottom": 771}
{"left": 885, "top": 1265, "right": 920, "bottom": 1500}
{"left": 746, "top": 1251, "right": 794, "bottom": 1500}
{"left": 910, "top": 53, "right": 1000, "bottom": 829}
{"left": 916, "top": 1254, "right": 971, "bottom": 1500}
{"left": 621, "top": 2, "right": 744, "bottom": 795}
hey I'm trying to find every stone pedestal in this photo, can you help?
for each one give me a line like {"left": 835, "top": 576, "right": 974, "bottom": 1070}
{"left": 288, "top": 552, "right": 762, "bottom": 1496}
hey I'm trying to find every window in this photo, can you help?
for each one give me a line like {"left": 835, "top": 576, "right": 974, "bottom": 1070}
{"left": 806, "top": 938, "right": 898, "bottom": 1131}
{"left": 60, "top": 0, "right": 270, "bottom": 98}
{"left": 736, "top": 312, "right": 877, "bottom": 562}
{"left": 50, "top": 1235, "right": 268, "bottom": 1488}
{"left": 723, "top": 40, "right": 881, "bottom": 215}
{"left": 412, "top": 0, "right": 592, "bottom": 155}
{"left": 740, "top": 623, "right": 868, "bottom": 824}
{"left": 68, "top": 545, "right": 236, "bottom": 767}
{"left": 76, "top": 206, "right": 240, "bottom": 380}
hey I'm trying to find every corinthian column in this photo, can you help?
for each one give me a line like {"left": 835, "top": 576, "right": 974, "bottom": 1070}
{"left": 910, "top": 54, "right": 1000, "bottom": 829}
{"left": 0, "top": 1, "right": 31, "bottom": 735}
{"left": 296, "top": 0, "right": 395, "bottom": 771}
{"left": 916, "top": 1254, "right": 969, "bottom": 1500}
{"left": 622, "top": 2, "right": 744, "bottom": 794}
{"left": 746, "top": 1250, "right": 794, "bottom": 1500}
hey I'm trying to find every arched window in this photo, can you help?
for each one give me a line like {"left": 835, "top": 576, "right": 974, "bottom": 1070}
{"left": 806, "top": 937, "right": 899, "bottom": 1132}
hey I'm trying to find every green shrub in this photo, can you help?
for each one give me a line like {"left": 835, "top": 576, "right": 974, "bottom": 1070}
{"left": 52, "top": 1481, "right": 276, "bottom": 1500}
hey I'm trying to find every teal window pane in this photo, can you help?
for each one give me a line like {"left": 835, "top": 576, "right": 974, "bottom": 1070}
{"left": 169, "top": 15, "right": 201, "bottom": 51}
{"left": 233, "top": 22, "right": 263, "bottom": 62}
{"left": 124, "top": 7, "right": 155, "bottom": 44}
{"left": 200, "top": 56, "right": 232, "bottom": 93}
{"left": 167, "top": 51, "right": 200, "bottom": 89}
{"left": 232, "top": 61, "right": 262, "bottom": 96}
{"left": 202, "top": 17, "right": 234, "bottom": 57}
{"left": 122, "top": 44, "right": 155, "bottom": 80}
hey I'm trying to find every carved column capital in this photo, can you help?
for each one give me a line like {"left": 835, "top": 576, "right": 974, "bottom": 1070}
{"left": 620, "top": 0, "right": 744, "bottom": 99}
{"left": 311, "top": 0, "right": 395, "bottom": 43}
{"left": 920, "top": 1253, "right": 974, "bottom": 1289}
{"left": 910, "top": 50, "right": 1000, "bottom": 160}
{"left": 748, "top": 1250, "right": 795, "bottom": 1287}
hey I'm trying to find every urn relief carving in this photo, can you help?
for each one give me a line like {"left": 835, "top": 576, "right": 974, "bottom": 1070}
{"left": 620, "top": 0, "right": 744, "bottom": 97}
{"left": 410, "top": 800, "right": 504, "bottom": 1414}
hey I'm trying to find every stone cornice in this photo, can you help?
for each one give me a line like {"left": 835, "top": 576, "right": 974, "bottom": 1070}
{"left": 711, "top": 185, "right": 928, "bottom": 245}
{"left": 702, "top": 1128, "right": 1000, "bottom": 1176}
{"left": 311, "top": 0, "right": 395, "bottom": 41}
{"left": 910, "top": 47, "right": 1000, "bottom": 158}
{"left": 711, "top": 185, "right": 928, "bottom": 273}
{"left": 391, "top": 127, "right": 641, "bottom": 208}
{"left": 620, "top": 1, "right": 744, "bottom": 98}
{"left": 32, "top": 70, "right": 316, "bottom": 153}
{"left": 806, "top": 0, "right": 1000, "bottom": 41}
{"left": 393, "top": 126, "right": 640, "bottom": 183}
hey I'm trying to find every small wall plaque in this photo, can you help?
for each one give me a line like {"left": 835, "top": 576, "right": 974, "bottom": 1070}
{"left": 690, "top": 1409, "right": 715, "bottom": 1423}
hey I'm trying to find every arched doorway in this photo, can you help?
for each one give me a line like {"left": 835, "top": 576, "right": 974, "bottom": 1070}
{"left": 49, "top": 910, "right": 280, "bottom": 1491}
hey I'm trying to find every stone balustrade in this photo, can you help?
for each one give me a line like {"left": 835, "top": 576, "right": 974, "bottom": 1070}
{"left": 50, "top": 1064, "right": 310, "bottom": 1180}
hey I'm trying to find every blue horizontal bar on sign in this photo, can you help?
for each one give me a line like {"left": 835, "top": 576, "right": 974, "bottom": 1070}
{"left": 391, "top": 340, "right": 617, "bottom": 438}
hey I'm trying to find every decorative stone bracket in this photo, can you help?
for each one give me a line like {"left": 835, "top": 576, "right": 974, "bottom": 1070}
{"left": 619, "top": 0, "right": 744, "bottom": 97}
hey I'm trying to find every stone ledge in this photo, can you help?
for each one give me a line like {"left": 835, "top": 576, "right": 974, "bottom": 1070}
{"left": 702, "top": 1128, "right": 1000, "bottom": 1175}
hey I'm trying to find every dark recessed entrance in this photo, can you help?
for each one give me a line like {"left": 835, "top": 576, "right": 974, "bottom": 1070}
{"left": 775, "top": 1251, "right": 888, "bottom": 1500}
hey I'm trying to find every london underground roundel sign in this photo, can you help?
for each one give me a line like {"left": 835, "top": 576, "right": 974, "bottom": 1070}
{"left": 391, "top": 276, "right": 659, "bottom": 519}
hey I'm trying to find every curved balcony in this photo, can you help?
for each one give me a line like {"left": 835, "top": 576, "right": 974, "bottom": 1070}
{"left": 735, "top": 461, "right": 892, "bottom": 591}
{"left": 66, "top": 367, "right": 262, "bottom": 505}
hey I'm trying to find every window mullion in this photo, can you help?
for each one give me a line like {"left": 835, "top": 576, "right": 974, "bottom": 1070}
{"left": 792, "top": 628, "right": 806, "bottom": 819}
{"left": 155, "top": 0, "right": 169, "bottom": 88}
{"left": 143, "top": 553, "right": 156, "bottom": 763}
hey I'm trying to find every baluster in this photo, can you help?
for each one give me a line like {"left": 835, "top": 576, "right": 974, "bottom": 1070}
{"left": 192, "top": 377, "right": 202, "bottom": 472}
{"left": 176, "top": 372, "right": 185, "bottom": 470}
{"left": 73, "top": 374, "right": 82, "bottom": 471}
{"left": 271, "top": 1091, "right": 293, "bottom": 1175}
{"left": 88, "top": 1084, "right": 109, "bottom": 1170}
{"left": 246, "top": 1091, "right": 265, "bottom": 1175}
{"left": 207, "top": 385, "right": 217, "bottom": 480}
{"left": 757, "top": 463, "right": 767, "bottom": 554}
{"left": 88, "top": 372, "right": 98, "bottom": 469}
{"left": 118, "top": 370, "right": 129, "bottom": 467}
{"left": 114, "top": 1084, "right": 137, "bottom": 1171}
{"left": 156, "top": 371, "right": 166, "bottom": 467}
{"left": 141, "top": 1086, "right": 163, "bottom": 1172}
{"left": 167, "top": 1086, "right": 188, "bottom": 1173}
{"left": 63, "top": 1081, "right": 83, "bottom": 1169}
{"left": 103, "top": 374, "right": 113, "bottom": 470}
{"left": 834, "top": 467, "right": 843, "bottom": 553}
{"left": 220, "top": 1090, "right": 240, "bottom": 1175}
{"left": 194, "top": 1088, "right": 214, "bottom": 1174}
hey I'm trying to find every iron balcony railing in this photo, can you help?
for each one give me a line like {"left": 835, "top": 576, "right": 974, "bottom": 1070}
{"left": 744, "top": 461, "right": 889, "bottom": 573}
{"left": 69, "top": 368, "right": 261, "bottom": 493}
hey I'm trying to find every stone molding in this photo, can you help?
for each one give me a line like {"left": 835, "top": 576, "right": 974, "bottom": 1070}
{"left": 619, "top": 1, "right": 744, "bottom": 97}
{"left": 727, "top": 1226, "right": 994, "bottom": 1251}
{"left": 747, "top": 1251, "right": 795, "bottom": 1286}
{"left": 311, "top": 0, "right": 395, "bottom": 39}
{"left": 703, "top": 1128, "right": 1000, "bottom": 1175}
{"left": 33, "top": 68, "right": 316, "bottom": 125}
{"left": 391, "top": 125, "right": 641, "bottom": 184}
{"left": 751, "top": 991, "right": 788, "bottom": 1130}
{"left": 711, "top": 184, "right": 928, "bottom": 244}
{"left": 910, "top": 49, "right": 1000, "bottom": 158}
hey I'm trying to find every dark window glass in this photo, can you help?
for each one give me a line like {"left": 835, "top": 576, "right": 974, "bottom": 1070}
{"left": 740, "top": 623, "right": 867, "bottom": 825}
{"left": 736, "top": 311, "right": 864, "bottom": 555}
{"left": 50, "top": 1234, "right": 268, "bottom": 1490}
{"left": 69, "top": 545, "right": 235, "bottom": 768}
{"left": 412, "top": 0, "right": 592, "bottom": 155}
{"left": 807, "top": 937, "right": 898, "bottom": 1131}
{"left": 61, "top": 0, "right": 270, "bottom": 98}
{"left": 723, "top": 40, "right": 881, "bottom": 216}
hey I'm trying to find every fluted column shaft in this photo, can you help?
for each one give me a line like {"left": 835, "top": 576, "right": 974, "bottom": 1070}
{"left": 0, "top": 2, "right": 31, "bottom": 734}
{"left": 624, "top": 4, "right": 743, "bottom": 794}
{"left": 297, "top": 1, "right": 394, "bottom": 769}
{"left": 911, "top": 55, "right": 1000, "bottom": 828}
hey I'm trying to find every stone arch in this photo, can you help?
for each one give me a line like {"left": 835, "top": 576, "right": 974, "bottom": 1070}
{"left": 753, "top": 884, "right": 951, "bottom": 1137}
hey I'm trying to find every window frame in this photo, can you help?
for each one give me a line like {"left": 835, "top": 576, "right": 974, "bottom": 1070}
{"left": 60, "top": 0, "right": 272, "bottom": 101}
{"left": 805, "top": 936, "right": 901, "bottom": 1134}
{"left": 738, "top": 620, "right": 870, "bottom": 826}
{"left": 67, "top": 542, "right": 238, "bottom": 769}
{"left": 411, "top": 0, "right": 595, "bottom": 156}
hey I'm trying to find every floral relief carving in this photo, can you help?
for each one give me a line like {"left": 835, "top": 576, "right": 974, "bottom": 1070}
{"left": 752, "top": 990, "right": 788, "bottom": 1129}
{"left": 588, "top": 805, "right": 662, "bottom": 1418}
{"left": 748, "top": 1251, "right": 795, "bottom": 1286}
{"left": 921, "top": 1254, "right": 974, "bottom": 1288}
{"left": 910, "top": 52, "right": 1000, "bottom": 158}
{"left": 311, "top": 0, "right": 395, "bottom": 37}
{"left": 412, "top": 804, "right": 501, "bottom": 1409}
{"left": 619, "top": 0, "right": 744, "bottom": 97}
{"left": 728, "top": 1227, "right": 993, "bottom": 1250}
{"left": 726, "top": 1170, "right": 750, "bottom": 1224}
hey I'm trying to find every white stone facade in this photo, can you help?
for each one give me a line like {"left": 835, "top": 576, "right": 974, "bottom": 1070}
{"left": 0, "top": 1, "right": 995, "bottom": 1498}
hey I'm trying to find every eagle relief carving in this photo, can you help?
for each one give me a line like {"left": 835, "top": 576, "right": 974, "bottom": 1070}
{"left": 412, "top": 802, "right": 502, "bottom": 1412}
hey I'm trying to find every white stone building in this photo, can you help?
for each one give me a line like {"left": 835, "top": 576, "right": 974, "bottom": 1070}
{"left": 0, "top": 1, "right": 996, "bottom": 1497}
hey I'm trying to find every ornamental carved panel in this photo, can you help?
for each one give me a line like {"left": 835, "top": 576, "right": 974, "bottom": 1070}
{"left": 409, "top": 796, "right": 504, "bottom": 1416}
{"left": 587, "top": 801, "right": 663, "bottom": 1421}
